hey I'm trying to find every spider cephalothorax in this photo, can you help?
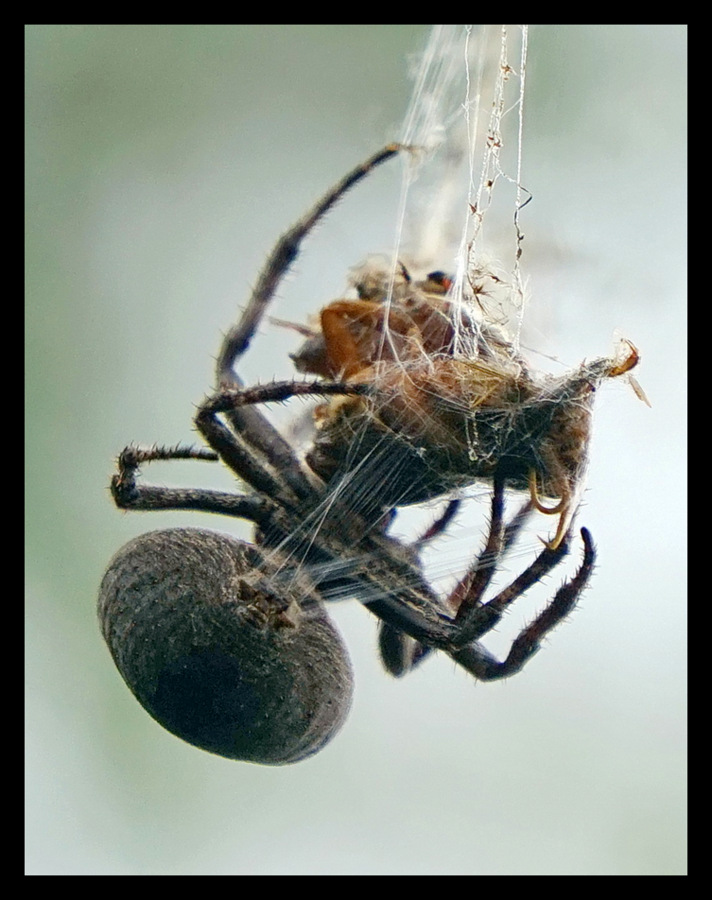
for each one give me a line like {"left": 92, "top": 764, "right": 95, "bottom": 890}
{"left": 100, "top": 144, "right": 634, "bottom": 764}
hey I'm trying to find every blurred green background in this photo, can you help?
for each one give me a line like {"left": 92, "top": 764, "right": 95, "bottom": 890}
{"left": 26, "top": 25, "right": 686, "bottom": 875}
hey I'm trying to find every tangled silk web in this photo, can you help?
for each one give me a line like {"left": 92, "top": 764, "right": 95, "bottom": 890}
{"left": 397, "top": 23, "right": 530, "bottom": 346}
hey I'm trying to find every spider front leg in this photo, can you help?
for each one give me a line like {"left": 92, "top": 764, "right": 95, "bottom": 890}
{"left": 194, "top": 378, "right": 370, "bottom": 505}
{"left": 110, "top": 444, "right": 278, "bottom": 527}
{"left": 204, "top": 145, "right": 404, "bottom": 511}
{"left": 215, "top": 145, "right": 403, "bottom": 385}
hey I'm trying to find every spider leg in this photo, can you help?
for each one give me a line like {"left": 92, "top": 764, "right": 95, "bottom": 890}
{"left": 449, "top": 476, "right": 507, "bottom": 617}
{"left": 448, "top": 528, "right": 596, "bottom": 679}
{"left": 110, "top": 444, "right": 277, "bottom": 528}
{"left": 379, "top": 498, "right": 462, "bottom": 676}
{"left": 501, "top": 497, "right": 535, "bottom": 553}
{"left": 109, "top": 445, "right": 431, "bottom": 621}
{"left": 118, "top": 398, "right": 588, "bottom": 685}
{"left": 106, "top": 438, "right": 457, "bottom": 656}
{"left": 305, "top": 519, "right": 595, "bottom": 676}
{"left": 204, "top": 147, "right": 404, "bottom": 509}
{"left": 411, "top": 498, "right": 462, "bottom": 550}
{"left": 195, "top": 377, "right": 418, "bottom": 582}
{"left": 216, "top": 145, "right": 402, "bottom": 384}
{"left": 363, "top": 483, "right": 593, "bottom": 680}
{"left": 377, "top": 493, "right": 534, "bottom": 677}
{"left": 378, "top": 624, "right": 433, "bottom": 677}
{"left": 194, "top": 398, "right": 304, "bottom": 506}
{"left": 195, "top": 379, "right": 369, "bottom": 503}
{"left": 451, "top": 528, "right": 574, "bottom": 649}
{"left": 221, "top": 402, "right": 319, "bottom": 504}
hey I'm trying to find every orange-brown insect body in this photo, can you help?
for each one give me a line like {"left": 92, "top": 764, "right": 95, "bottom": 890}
{"left": 292, "top": 265, "right": 640, "bottom": 546}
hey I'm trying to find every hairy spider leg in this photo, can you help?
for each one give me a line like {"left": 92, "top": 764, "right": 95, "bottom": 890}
{"left": 378, "top": 497, "right": 462, "bottom": 675}
{"left": 216, "top": 145, "right": 402, "bottom": 384}
{"left": 210, "top": 145, "right": 403, "bottom": 507}
{"left": 380, "top": 486, "right": 535, "bottom": 677}
{"left": 107, "top": 442, "right": 432, "bottom": 624}
{"left": 449, "top": 529, "right": 595, "bottom": 679}
{"left": 110, "top": 444, "right": 278, "bottom": 529}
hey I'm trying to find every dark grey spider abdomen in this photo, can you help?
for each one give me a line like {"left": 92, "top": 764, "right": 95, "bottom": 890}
{"left": 98, "top": 528, "right": 353, "bottom": 765}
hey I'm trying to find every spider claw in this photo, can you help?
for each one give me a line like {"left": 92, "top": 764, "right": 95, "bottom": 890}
{"left": 539, "top": 519, "right": 568, "bottom": 551}
{"left": 528, "top": 470, "right": 573, "bottom": 550}
{"left": 528, "top": 469, "right": 566, "bottom": 515}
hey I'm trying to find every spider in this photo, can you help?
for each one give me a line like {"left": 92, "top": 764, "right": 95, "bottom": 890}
{"left": 100, "top": 144, "right": 611, "bottom": 766}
